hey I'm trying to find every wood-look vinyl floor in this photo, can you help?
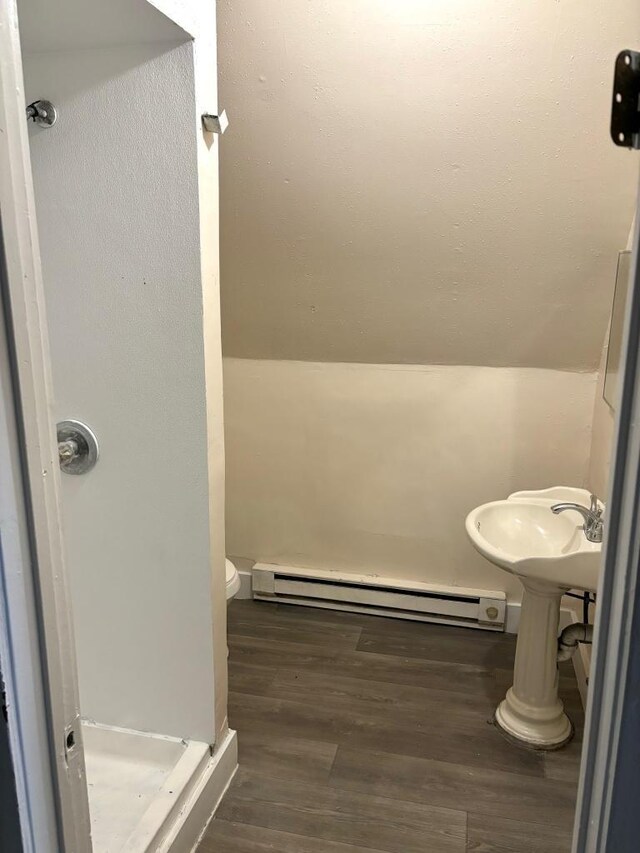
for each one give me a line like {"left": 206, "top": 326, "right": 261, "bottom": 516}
{"left": 199, "top": 600, "right": 583, "bottom": 852}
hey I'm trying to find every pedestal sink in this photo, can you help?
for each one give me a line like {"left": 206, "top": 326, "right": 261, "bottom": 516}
{"left": 466, "top": 487, "right": 602, "bottom": 749}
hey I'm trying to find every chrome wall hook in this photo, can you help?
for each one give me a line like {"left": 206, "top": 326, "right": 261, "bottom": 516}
{"left": 26, "top": 99, "right": 57, "bottom": 128}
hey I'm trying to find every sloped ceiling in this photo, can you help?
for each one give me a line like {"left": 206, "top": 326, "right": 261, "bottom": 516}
{"left": 218, "top": 0, "right": 639, "bottom": 369}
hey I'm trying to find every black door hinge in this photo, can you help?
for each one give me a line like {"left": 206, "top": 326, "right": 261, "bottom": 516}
{"left": 611, "top": 50, "right": 640, "bottom": 149}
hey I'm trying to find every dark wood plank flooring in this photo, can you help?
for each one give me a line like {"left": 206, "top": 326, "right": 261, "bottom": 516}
{"left": 199, "top": 600, "right": 583, "bottom": 852}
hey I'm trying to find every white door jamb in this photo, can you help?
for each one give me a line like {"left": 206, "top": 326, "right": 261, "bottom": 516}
{"left": 573, "top": 179, "right": 640, "bottom": 852}
{"left": 0, "top": 2, "right": 92, "bottom": 849}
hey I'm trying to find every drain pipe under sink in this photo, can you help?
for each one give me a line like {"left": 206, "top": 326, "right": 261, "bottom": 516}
{"left": 557, "top": 623, "right": 594, "bottom": 662}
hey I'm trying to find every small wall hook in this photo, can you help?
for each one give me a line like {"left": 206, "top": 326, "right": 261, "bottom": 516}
{"left": 202, "top": 109, "right": 228, "bottom": 135}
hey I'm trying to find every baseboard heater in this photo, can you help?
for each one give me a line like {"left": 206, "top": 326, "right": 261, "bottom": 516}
{"left": 252, "top": 563, "right": 506, "bottom": 631}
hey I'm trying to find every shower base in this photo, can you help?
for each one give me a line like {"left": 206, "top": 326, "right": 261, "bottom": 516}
{"left": 82, "top": 721, "right": 237, "bottom": 853}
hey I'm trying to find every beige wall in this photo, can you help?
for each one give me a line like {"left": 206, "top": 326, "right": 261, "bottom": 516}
{"left": 219, "top": 2, "right": 638, "bottom": 602}
{"left": 225, "top": 359, "right": 596, "bottom": 602}
{"left": 219, "top": 0, "right": 638, "bottom": 368}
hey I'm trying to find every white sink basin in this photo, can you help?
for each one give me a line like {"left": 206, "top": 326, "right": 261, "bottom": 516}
{"left": 466, "top": 486, "right": 603, "bottom": 749}
{"left": 466, "top": 487, "right": 602, "bottom": 592}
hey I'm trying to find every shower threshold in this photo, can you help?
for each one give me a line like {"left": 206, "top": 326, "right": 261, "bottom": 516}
{"left": 82, "top": 721, "right": 211, "bottom": 852}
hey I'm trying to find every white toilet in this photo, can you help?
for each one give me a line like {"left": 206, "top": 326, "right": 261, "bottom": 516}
{"left": 225, "top": 558, "right": 240, "bottom": 602}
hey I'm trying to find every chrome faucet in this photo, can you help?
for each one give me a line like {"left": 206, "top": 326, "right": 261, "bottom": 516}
{"left": 551, "top": 494, "right": 604, "bottom": 543}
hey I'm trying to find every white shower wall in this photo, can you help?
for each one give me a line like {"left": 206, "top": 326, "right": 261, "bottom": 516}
{"left": 24, "top": 40, "right": 217, "bottom": 742}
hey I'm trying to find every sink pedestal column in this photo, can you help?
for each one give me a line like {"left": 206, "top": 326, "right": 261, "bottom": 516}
{"left": 495, "top": 578, "right": 573, "bottom": 748}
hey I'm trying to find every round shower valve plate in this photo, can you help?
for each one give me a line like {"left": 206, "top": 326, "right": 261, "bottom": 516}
{"left": 56, "top": 420, "right": 99, "bottom": 474}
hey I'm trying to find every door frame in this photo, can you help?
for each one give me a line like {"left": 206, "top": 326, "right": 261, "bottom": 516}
{"left": 573, "top": 184, "right": 640, "bottom": 852}
{"left": 0, "top": 231, "right": 59, "bottom": 852}
{"left": 0, "top": 1, "right": 92, "bottom": 850}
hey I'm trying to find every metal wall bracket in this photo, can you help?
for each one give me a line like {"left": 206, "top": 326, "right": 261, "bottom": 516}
{"left": 56, "top": 420, "right": 99, "bottom": 475}
{"left": 26, "top": 99, "right": 57, "bottom": 128}
{"left": 611, "top": 51, "right": 640, "bottom": 149}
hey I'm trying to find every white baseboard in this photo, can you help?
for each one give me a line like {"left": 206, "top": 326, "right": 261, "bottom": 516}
{"left": 158, "top": 728, "right": 238, "bottom": 853}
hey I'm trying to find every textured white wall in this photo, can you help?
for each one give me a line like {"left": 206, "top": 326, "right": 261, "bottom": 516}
{"left": 224, "top": 359, "right": 596, "bottom": 602}
{"left": 218, "top": 0, "right": 639, "bottom": 368}
{"left": 25, "top": 41, "right": 217, "bottom": 741}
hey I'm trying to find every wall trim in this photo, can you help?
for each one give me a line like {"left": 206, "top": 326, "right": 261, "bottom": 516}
{"left": 158, "top": 728, "right": 237, "bottom": 853}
